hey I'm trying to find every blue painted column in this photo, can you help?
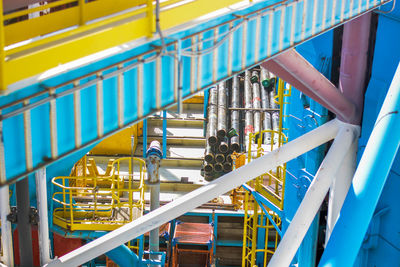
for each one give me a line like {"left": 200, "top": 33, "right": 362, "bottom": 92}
{"left": 320, "top": 63, "right": 400, "bottom": 266}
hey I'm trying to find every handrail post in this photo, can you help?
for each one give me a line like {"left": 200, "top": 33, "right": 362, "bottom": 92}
{"left": 0, "top": 0, "right": 5, "bottom": 91}
{"left": 147, "top": 0, "right": 154, "bottom": 37}
{"left": 79, "top": 0, "right": 86, "bottom": 25}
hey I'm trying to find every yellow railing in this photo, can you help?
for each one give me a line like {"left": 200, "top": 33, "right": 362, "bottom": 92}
{"left": 242, "top": 77, "right": 290, "bottom": 266}
{"left": 242, "top": 196, "right": 281, "bottom": 267}
{"left": 0, "top": 0, "right": 243, "bottom": 91}
{"left": 247, "top": 129, "right": 288, "bottom": 210}
{"left": 52, "top": 157, "right": 146, "bottom": 231}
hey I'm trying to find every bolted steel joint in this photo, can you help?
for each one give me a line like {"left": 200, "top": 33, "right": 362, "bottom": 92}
{"left": 146, "top": 141, "right": 163, "bottom": 185}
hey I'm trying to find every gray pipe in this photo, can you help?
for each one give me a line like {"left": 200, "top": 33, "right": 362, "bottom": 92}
{"left": 244, "top": 71, "right": 254, "bottom": 150}
{"left": 215, "top": 153, "right": 225, "bottom": 163}
{"left": 16, "top": 177, "right": 34, "bottom": 267}
{"left": 218, "top": 137, "right": 229, "bottom": 154}
{"left": 269, "top": 81, "right": 280, "bottom": 145}
{"left": 207, "top": 87, "right": 218, "bottom": 145}
{"left": 230, "top": 76, "right": 240, "bottom": 152}
{"left": 261, "top": 67, "right": 272, "bottom": 144}
{"left": 252, "top": 70, "right": 262, "bottom": 138}
{"left": 204, "top": 143, "right": 215, "bottom": 163}
{"left": 217, "top": 82, "right": 228, "bottom": 139}
{"left": 146, "top": 141, "right": 163, "bottom": 264}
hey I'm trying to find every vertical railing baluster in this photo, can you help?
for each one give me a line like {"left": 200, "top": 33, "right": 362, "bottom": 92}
{"left": 279, "top": 7, "right": 286, "bottom": 51}
{"left": 340, "top": 0, "right": 345, "bottom": 22}
{"left": 332, "top": 0, "right": 337, "bottom": 26}
{"left": 255, "top": 15, "right": 261, "bottom": 63}
{"left": 267, "top": 11, "right": 273, "bottom": 57}
{"left": 301, "top": 0, "right": 308, "bottom": 41}
{"left": 137, "top": 58, "right": 144, "bottom": 119}
{"left": 78, "top": 0, "right": 85, "bottom": 25}
{"left": 311, "top": 0, "right": 318, "bottom": 35}
{"left": 227, "top": 22, "right": 233, "bottom": 76}
{"left": 174, "top": 43, "right": 179, "bottom": 102}
{"left": 96, "top": 72, "right": 104, "bottom": 138}
{"left": 117, "top": 64, "right": 124, "bottom": 128}
{"left": 190, "top": 36, "right": 196, "bottom": 94}
{"left": 290, "top": 3, "right": 297, "bottom": 46}
{"left": 0, "top": 0, "right": 5, "bottom": 91}
{"left": 49, "top": 89, "right": 58, "bottom": 159}
{"left": 156, "top": 56, "right": 162, "bottom": 109}
{"left": 197, "top": 34, "right": 203, "bottom": 91}
{"left": 162, "top": 110, "right": 167, "bottom": 159}
{"left": 322, "top": 0, "right": 327, "bottom": 31}
{"left": 241, "top": 19, "right": 248, "bottom": 70}
{"left": 23, "top": 100, "right": 33, "bottom": 171}
{"left": 212, "top": 28, "right": 218, "bottom": 83}
{"left": 73, "top": 81, "right": 82, "bottom": 148}
{"left": 0, "top": 111, "right": 6, "bottom": 185}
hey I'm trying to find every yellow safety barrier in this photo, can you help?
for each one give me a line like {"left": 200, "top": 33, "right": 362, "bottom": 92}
{"left": 241, "top": 78, "right": 291, "bottom": 266}
{"left": 52, "top": 157, "right": 146, "bottom": 231}
{"left": 247, "top": 129, "right": 288, "bottom": 210}
{"left": 0, "top": 0, "right": 242, "bottom": 90}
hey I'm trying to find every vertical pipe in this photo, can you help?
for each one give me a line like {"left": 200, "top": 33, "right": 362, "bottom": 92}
{"left": 230, "top": 76, "right": 240, "bottom": 152}
{"left": 251, "top": 71, "right": 262, "bottom": 137}
{"left": 320, "top": 63, "right": 400, "bottom": 267}
{"left": 16, "top": 177, "right": 34, "bottom": 267}
{"left": 269, "top": 77, "right": 279, "bottom": 145}
{"left": 244, "top": 71, "right": 254, "bottom": 150}
{"left": 146, "top": 141, "right": 162, "bottom": 264}
{"left": 0, "top": 186, "right": 14, "bottom": 266}
{"left": 206, "top": 87, "right": 218, "bottom": 145}
{"left": 162, "top": 110, "right": 167, "bottom": 159}
{"left": 143, "top": 119, "right": 148, "bottom": 158}
{"left": 35, "top": 168, "right": 52, "bottom": 265}
{"left": 260, "top": 67, "right": 272, "bottom": 144}
{"left": 339, "top": 12, "right": 371, "bottom": 125}
{"left": 217, "top": 82, "right": 228, "bottom": 139}
{"left": 268, "top": 123, "right": 358, "bottom": 267}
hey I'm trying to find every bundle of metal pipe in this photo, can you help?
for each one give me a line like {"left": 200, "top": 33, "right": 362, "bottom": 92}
{"left": 203, "top": 81, "right": 236, "bottom": 181}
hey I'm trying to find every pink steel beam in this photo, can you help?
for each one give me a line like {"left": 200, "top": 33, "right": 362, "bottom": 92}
{"left": 262, "top": 49, "right": 358, "bottom": 124}
{"left": 339, "top": 13, "right": 371, "bottom": 125}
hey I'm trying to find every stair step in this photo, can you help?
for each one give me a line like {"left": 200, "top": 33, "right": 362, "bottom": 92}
{"left": 145, "top": 124, "right": 204, "bottom": 138}
{"left": 147, "top": 117, "right": 205, "bottom": 128}
{"left": 138, "top": 136, "right": 206, "bottom": 147}
{"left": 135, "top": 144, "right": 204, "bottom": 160}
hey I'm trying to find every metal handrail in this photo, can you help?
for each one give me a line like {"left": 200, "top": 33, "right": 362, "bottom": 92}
{"left": 52, "top": 157, "right": 146, "bottom": 231}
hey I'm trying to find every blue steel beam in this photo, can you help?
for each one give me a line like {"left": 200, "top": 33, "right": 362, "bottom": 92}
{"left": 319, "top": 63, "right": 400, "bottom": 266}
{"left": 0, "top": 0, "right": 391, "bottom": 185}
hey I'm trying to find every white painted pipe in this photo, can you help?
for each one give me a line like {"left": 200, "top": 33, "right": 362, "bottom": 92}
{"left": 0, "top": 185, "right": 14, "bottom": 267}
{"left": 325, "top": 134, "right": 359, "bottom": 244}
{"left": 44, "top": 119, "right": 342, "bottom": 267}
{"left": 149, "top": 184, "right": 160, "bottom": 264}
{"left": 35, "top": 168, "right": 52, "bottom": 265}
{"left": 267, "top": 123, "right": 358, "bottom": 267}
